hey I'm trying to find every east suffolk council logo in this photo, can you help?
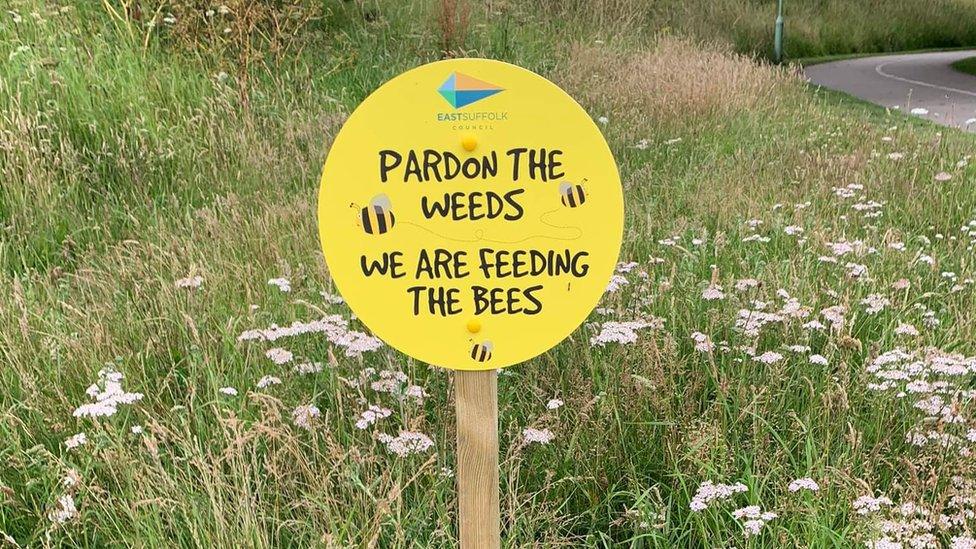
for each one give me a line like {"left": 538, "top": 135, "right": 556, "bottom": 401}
{"left": 436, "top": 72, "right": 507, "bottom": 130}
{"left": 437, "top": 72, "right": 504, "bottom": 109}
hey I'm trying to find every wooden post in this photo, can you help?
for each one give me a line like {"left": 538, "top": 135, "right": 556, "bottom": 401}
{"left": 455, "top": 370, "right": 500, "bottom": 548}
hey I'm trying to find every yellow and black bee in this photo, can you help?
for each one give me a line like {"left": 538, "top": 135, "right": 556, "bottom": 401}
{"left": 360, "top": 194, "right": 395, "bottom": 235}
{"left": 559, "top": 182, "right": 586, "bottom": 208}
{"left": 470, "top": 341, "right": 493, "bottom": 362}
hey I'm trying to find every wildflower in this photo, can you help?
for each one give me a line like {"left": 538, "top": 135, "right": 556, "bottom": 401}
{"left": 846, "top": 262, "right": 868, "bottom": 278}
{"left": 788, "top": 477, "right": 820, "bottom": 492}
{"left": 371, "top": 370, "right": 408, "bottom": 393}
{"left": 174, "top": 275, "right": 203, "bottom": 289}
{"left": 803, "top": 319, "right": 826, "bottom": 331}
{"left": 522, "top": 428, "right": 554, "bottom": 445}
{"left": 887, "top": 152, "right": 904, "bottom": 160}
{"left": 733, "top": 506, "right": 777, "bottom": 537}
{"left": 895, "top": 323, "right": 919, "bottom": 336}
{"left": 73, "top": 367, "right": 143, "bottom": 419}
{"left": 702, "top": 284, "right": 725, "bottom": 300}
{"left": 809, "top": 354, "right": 828, "bottom": 366}
{"left": 238, "top": 316, "right": 382, "bottom": 357}
{"left": 48, "top": 494, "right": 78, "bottom": 524}
{"left": 293, "top": 361, "right": 323, "bottom": 375}
{"left": 256, "top": 375, "right": 281, "bottom": 389}
{"left": 891, "top": 278, "right": 910, "bottom": 290}
{"left": 404, "top": 384, "right": 427, "bottom": 402}
{"left": 292, "top": 404, "right": 321, "bottom": 431}
{"left": 377, "top": 431, "right": 434, "bottom": 456}
{"left": 861, "top": 294, "right": 890, "bottom": 314}
{"left": 735, "top": 279, "right": 760, "bottom": 292}
{"left": 784, "top": 225, "right": 804, "bottom": 236}
{"left": 268, "top": 277, "right": 292, "bottom": 292}
{"left": 691, "top": 332, "right": 713, "bottom": 353}
{"left": 935, "top": 172, "right": 953, "bottom": 182}
{"left": 616, "top": 261, "right": 640, "bottom": 273}
{"left": 219, "top": 386, "right": 238, "bottom": 396}
{"left": 131, "top": 425, "right": 143, "bottom": 435}
{"left": 64, "top": 432, "right": 87, "bottom": 450}
{"left": 546, "top": 399, "right": 564, "bottom": 410}
{"left": 590, "top": 318, "right": 662, "bottom": 346}
{"left": 597, "top": 116, "right": 609, "bottom": 125}
{"left": 606, "top": 274, "right": 629, "bottom": 293}
{"left": 355, "top": 405, "right": 392, "bottom": 429}
{"left": 910, "top": 107, "right": 929, "bottom": 115}
{"left": 853, "top": 494, "right": 893, "bottom": 515}
{"left": 821, "top": 306, "right": 845, "bottom": 330}
{"left": 689, "top": 480, "right": 748, "bottom": 511}
{"left": 62, "top": 470, "right": 81, "bottom": 489}
{"left": 754, "top": 351, "right": 783, "bottom": 365}
{"left": 265, "top": 347, "right": 293, "bottom": 365}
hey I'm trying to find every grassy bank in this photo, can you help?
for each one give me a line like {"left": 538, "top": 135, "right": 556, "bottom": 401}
{"left": 4, "top": 1, "right": 976, "bottom": 547}
{"left": 952, "top": 56, "right": 976, "bottom": 77}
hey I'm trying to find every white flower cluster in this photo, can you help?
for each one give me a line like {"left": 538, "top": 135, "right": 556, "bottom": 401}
{"left": 265, "top": 347, "right": 294, "bottom": 365}
{"left": 174, "top": 275, "right": 203, "bottom": 289}
{"left": 853, "top": 494, "right": 893, "bottom": 515}
{"left": 522, "top": 428, "right": 554, "bottom": 445}
{"left": 689, "top": 480, "right": 748, "bottom": 511}
{"left": 73, "top": 367, "right": 144, "bottom": 419}
{"left": 590, "top": 318, "right": 663, "bottom": 347}
{"left": 732, "top": 505, "right": 777, "bottom": 537}
{"left": 292, "top": 404, "right": 321, "bottom": 431}
{"left": 606, "top": 274, "right": 629, "bottom": 293}
{"left": 64, "top": 432, "right": 87, "bottom": 450}
{"left": 267, "top": 277, "right": 291, "bottom": 292}
{"left": 355, "top": 405, "right": 392, "bottom": 430}
{"left": 788, "top": 477, "right": 820, "bottom": 492}
{"left": 691, "top": 332, "right": 713, "bottom": 353}
{"left": 377, "top": 431, "right": 434, "bottom": 457}
{"left": 48, "top": 494, "right": 78, "bottom": 524}
{"left": 238, "top": 315, "right": 383, "bottom": 357}
{"left": 256, "top": 375, "right": 281, "bottom": 389}
{"left": 702, "top": 284, "right": 725, "bottom": 301}
{"left": 860, "top": 293, "right": 890, "bottom": 314}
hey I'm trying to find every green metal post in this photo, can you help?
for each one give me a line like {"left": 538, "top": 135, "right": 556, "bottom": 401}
{"left": 774, "top": 0, "right": 785, "bottom": 63}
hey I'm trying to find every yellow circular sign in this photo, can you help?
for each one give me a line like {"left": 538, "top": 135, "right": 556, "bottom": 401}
{"left": 318, "top": 59, "right": 623, "bottom": 370}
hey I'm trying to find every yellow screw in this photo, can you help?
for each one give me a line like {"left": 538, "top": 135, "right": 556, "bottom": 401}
{"left": 461, "top": 135, "right": 477, "bottom": 152}
{"left": 466, "top": 319, "right": 481, "bottom": 333}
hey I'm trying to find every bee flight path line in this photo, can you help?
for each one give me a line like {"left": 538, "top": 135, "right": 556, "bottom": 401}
{"left": 317, "top": 58, "right": 623, "bottom": 546}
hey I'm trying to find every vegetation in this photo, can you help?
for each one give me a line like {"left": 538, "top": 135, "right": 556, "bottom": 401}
{"left": 952, "top": 56, "right": 976, "bottom": 77}
{"left": 3, "top": 0, "right": 976, "bottom": 547}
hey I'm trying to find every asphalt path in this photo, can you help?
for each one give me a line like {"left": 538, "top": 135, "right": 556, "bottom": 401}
{"left": 805, "top": 50, "right": 976, "bottom": 131}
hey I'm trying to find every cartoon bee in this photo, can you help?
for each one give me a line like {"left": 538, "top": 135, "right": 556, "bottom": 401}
{"left": 470, "top": 341, "right": 493, "bottom": 363}
{"left": 360, "top": 194, "right": 395, "bottom": 235}
{"left": 559, "top": 181, "right": 587, "bottom": 208}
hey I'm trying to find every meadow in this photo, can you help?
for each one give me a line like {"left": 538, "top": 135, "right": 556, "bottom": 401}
{"left": 4, "top": 0, "right": 976, "bottom": 547}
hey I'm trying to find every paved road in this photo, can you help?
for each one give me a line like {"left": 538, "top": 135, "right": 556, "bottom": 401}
{"left": 805, "top": 50, "right": 976, "bottom": 131}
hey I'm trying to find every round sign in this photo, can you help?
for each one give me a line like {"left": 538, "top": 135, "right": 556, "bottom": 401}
{"left": 318, "top": 59, "right": 623, "bottom": 370}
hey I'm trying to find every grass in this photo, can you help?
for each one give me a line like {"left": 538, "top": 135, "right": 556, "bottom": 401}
{"left": 4, "top": 1, "right": 976, "bottom": 547}
{"left": 952, "top": 56, "right": 976, "bottom": 77}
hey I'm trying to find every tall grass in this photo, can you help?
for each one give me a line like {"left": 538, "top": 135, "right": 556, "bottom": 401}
{"left": 527, "top": 0, "right": 976, "bottom": 59}
{"left": 4, "top": 0, "right": 976, "bottom": 547}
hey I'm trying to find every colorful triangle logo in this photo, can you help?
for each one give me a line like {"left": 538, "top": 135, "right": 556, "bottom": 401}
{"left": 438, "top": 72, "right": 503, "bottom": 109}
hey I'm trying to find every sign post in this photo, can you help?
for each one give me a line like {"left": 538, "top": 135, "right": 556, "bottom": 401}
{"left": 317, "top": 59, "right": 623, "bottom": 546}
{"left": 456, "top": 370, "right": 499, "bottom": 548}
